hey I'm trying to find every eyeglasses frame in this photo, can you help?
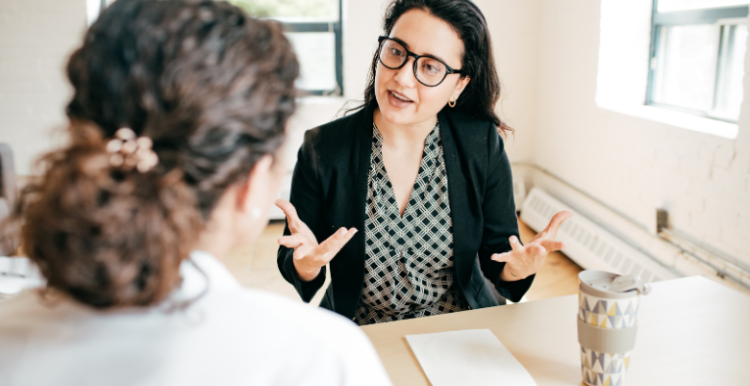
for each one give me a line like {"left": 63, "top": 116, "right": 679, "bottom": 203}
{"left": 377, "top": 36, "right": 464, "bottom": 88}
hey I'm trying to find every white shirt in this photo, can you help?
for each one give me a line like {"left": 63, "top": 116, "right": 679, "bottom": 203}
{"left": 0, "top": 251, "right": 393, "bottom": 386}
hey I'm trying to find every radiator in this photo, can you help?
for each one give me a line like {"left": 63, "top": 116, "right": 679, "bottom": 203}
{"left": 520, "top": 187, "right": 678, "bottom": 283}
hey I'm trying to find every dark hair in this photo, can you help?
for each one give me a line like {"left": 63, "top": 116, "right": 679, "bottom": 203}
{"left": 359, "top": 0, "right": 510, "bottom": 134}
{"left": 7, "top": 0, "right": 299, "bottom": 308}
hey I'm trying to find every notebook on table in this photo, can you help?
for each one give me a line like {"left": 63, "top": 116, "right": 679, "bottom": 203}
{"left": 405, "top": 329, "right": 536, "bottom": 386}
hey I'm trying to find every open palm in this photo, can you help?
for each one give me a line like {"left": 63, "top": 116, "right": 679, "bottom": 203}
{"left": 492, "top": 211, "right": 573, "bottom": 281}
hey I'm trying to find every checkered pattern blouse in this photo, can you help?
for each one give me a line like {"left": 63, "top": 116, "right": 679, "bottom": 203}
{"left": 354, "top": 122, "right": 468, "bottom": 326}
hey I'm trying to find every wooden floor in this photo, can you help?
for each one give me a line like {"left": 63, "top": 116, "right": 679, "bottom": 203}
{"left": 517, "top": 221, "right": 583, "bottom": 301}
{"left": 223, "top": 220, "right": 582, "bottom": 303}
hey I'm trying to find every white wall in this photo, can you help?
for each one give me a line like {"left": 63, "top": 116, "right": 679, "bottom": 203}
{"left": 474, "top": 0, "right": 539, "bottom": 163}
{"left": 0, "top": 0, "right": 86, "bottom": 176}
{"left": 533, "top": 0, "right": 750, "bottom": 265}
{"left": 342, "top": 0, "right": 390, "bottom": 100}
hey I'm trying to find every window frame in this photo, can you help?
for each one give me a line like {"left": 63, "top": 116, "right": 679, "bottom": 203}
{"left": 96, "top": 0, "right": 345, "bottom": 96}
{"left": 282, "top": 14, "right": 344, "bottom": 96}
{"left": 646, "top": 0, "right": 749, "bottom": 123}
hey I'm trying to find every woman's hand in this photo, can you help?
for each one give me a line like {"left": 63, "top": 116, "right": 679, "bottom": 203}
{"left": 491, "top": 211, "right": 573, "bottom": 282}
{"left": 275, "top": 199, "right": 358, "bottom": 282}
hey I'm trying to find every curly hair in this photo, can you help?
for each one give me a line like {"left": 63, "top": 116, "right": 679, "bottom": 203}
{"left": 7, "top": 0, "right": 299, "bottom": 308}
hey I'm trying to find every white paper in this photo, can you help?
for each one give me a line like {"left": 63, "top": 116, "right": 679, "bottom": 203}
{"left": 405, "top": 329, "right": 536, "bottom": 386}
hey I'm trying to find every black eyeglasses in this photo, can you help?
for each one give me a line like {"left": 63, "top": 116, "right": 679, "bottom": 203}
{"left": 377, "top": 36, "right": 463, "bottom": 87}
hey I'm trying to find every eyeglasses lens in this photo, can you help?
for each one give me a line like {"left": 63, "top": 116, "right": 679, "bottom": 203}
{"left": 379, "top": 39, "right": 447, "bottom": 87}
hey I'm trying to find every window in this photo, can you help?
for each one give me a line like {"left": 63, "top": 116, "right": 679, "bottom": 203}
{"left": 647, "top": 0, "right": 749, "bottom": 123}
{"left": 228, "top": 0, "right": 343, "bottom": 96}
{"left": 90, "top": 0, "right": 343, "bottom": 95}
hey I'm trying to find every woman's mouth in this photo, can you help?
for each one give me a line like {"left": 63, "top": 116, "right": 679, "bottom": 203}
{"left": 387, "top": 90, "right": 414, "bottom": 108}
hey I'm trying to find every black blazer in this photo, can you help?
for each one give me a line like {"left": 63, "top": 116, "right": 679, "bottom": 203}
{"left": 277, "top": 104, "right": 534, "bottom": 320}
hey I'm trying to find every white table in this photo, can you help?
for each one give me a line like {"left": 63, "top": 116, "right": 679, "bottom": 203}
{"left": 361, "top": 276, "right": 750, "bottom": 385}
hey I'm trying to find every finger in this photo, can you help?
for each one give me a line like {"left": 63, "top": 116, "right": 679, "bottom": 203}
{"left": 491, "top": 252, "right": 513, "bottom": 263}
{"left": 529, "top": 229, "right": 547, "bottom": 243}
{"left": 321, "top": 228, "right": 357, "bottom": 255}
{"left": 509, "top": 235, "right": 525, "bottom": 255}
{"left": 275, "top": 199, "right": 301, "bottom": 230}
{"left": 293, "top": 244, "right": 314, "bottom": 260}
{"left": 542, "top": 211, "right": 574, "bottom": 239}
{"left": 540, "top": 240, "right": 566, "bottom": 252}
{"left": 527, "top": 243, "right": 547, "bottom": 257}
{"left": 278, "top": 234, "right": 305, "bottom": 249}
{"left": 316, "top": 227, "right": 358, "bottom": 263}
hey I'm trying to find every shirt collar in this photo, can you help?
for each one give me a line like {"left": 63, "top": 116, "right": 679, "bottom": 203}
{"left": 167, "top": 250, "right": 241, "bottom": 304}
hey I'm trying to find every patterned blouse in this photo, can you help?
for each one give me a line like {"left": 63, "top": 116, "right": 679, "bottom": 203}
{"left": 354, "top": 122, "right": 468, "bottom": 326}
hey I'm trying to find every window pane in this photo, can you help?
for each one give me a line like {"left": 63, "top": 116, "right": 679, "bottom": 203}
{"left": 228, "top": 0, "right": 338, "bottom": 20}
{"left": 652, "top": 24, "right": 720, "bottom": 112}
{"left": 286, "top": 32, "right": 337, "bottom": 91}
{"left": 658, "top": 0, "right": 750, "bottom": 12}
{"left": 714, "top": 24, "right": 747, "bottom": 120}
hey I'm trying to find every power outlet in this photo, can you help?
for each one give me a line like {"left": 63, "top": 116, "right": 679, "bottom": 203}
{"left": 656, "top": 209, "right": 669, "bottom": 234}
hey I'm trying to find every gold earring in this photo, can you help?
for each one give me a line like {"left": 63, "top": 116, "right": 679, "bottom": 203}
{"left": 448, "top": 99, "right": 456, "bottom": 108}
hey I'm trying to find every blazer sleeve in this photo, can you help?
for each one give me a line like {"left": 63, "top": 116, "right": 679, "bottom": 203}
{"left": 277, "top": 130, "right": 327, "bottom": 302}
{"left": 477, "top": 125, "right": 534, "bottom": 302}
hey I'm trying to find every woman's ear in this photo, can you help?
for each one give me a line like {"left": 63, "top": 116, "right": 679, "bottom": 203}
{"left": 236, "top": 154, "right": 274, "bottom": 214}
{"left": 451, "top": 76, "right": 471, "bottom": 102}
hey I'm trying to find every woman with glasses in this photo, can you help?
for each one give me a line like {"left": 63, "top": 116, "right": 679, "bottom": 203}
{"left": 277, "top": 0, "right": 571, "bottom": 325}
{"left": 0, "top": 1, "right": 392, "bottom": 384}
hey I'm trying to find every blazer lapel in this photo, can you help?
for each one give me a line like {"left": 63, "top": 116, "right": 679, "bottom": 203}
{"left": 439, "top": 110, "right": 481, "bottom": 299}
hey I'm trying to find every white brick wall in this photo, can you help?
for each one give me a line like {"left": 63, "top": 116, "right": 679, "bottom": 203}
{"left": 534, "top": 0, "right": 750, "bottom": 266}
{"left": 0, "top": 0, "right": 87, "bottom": 176}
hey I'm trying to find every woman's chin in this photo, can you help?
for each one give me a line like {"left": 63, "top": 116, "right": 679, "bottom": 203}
{"left": 377, "top": 105, "right": 417, "bottom": 126}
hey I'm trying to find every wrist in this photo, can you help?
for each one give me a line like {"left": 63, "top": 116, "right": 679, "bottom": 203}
{"left": 501, "top": 265, "right": 523, "bottom": 282}
{"left": 293, "top": 260, "right": 322, "bottom": 282}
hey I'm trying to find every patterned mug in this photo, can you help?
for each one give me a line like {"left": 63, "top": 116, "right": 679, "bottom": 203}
{"left": 578, "top": 270, "right": 651, "bottom": 386}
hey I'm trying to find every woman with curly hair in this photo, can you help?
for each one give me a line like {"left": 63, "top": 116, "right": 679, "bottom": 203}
{"left": 0, "top": 1, "right": 391, "bottom": 385}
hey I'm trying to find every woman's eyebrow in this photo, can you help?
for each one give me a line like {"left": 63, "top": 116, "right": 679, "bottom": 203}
{"left": 390, "top": 35, "right": 450, "bottom": 64}
{"left": 390, "top": 35, "right": 411, "bottom": 49}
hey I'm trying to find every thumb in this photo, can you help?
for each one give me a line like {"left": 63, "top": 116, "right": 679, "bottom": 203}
{"left": 509, "top": 235, "right": 525, "bottom": 254}
{"left": 275, "top": 198, "right": 300, "bottom": 227}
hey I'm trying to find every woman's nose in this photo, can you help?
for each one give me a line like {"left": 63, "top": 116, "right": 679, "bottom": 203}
{"left": 393, "top": 57, "right": 417, "bottom": 88}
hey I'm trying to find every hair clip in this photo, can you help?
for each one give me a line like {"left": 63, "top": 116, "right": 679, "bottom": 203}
{"left": 106, "top": 128, "right": 159, "bottom": 173}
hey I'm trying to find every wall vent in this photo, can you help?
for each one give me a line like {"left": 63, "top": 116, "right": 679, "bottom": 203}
{"left": 520, "top": 188, "right": 677, "bottom": 283}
